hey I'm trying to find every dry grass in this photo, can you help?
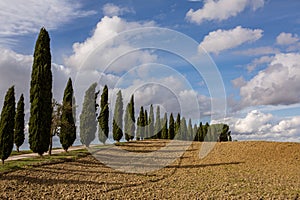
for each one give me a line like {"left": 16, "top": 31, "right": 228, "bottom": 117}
{"left": 0, "top": 140, "right": 299, "bottom": 199}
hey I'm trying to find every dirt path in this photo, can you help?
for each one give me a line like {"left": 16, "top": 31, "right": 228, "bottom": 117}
{"left": 1, "top": 140, "right": 300, "bottom": 199}
{"left": 7, "top": 145, "right": 85, "bottom": 161}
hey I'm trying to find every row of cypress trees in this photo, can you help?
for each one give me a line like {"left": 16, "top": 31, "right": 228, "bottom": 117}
{"left": 78, "top": 83, "right": 232, "bottom": 146}
{"left": 0, "top": 87, "right": 22, "bottom": 164}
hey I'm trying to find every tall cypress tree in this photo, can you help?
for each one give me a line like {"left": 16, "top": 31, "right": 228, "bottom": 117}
{"left": 154, "top": 106, "right": 161, "bottom": 139}
{"left": 180, "top": 117, "right": 187, "bottom": 140}
{"left": 124, "top": 103, "right": 130, "bottom": 142}
{"left": 187, "top": 118, "right": 193, "bottom": 141}
{"left": 193, "top": 124, "right": 198, "bottom": 141}
{"left": 113, "top": 90, "right": 123, "bottom": 142}
{"left": 148, "top": 104, "right": 154, "bottom": 139}
{"left": 136, "top": 116, "right": 141, "bottom": 141}
{"left": 80, "top": 83, "right": 98, "bottom": 147}
{"left": 144, "top": 109, "right": 148, "bottom": 139}
{"left": 175, "top": 113, "right": 181, "bottom": 138}
{"left": 168, "top": 113, "right": 175, "bottom": 139}
{"left": 197, "top": 122, "right": 204, "bottom": 141}
{"left": 29, "top": 27, "right": 52, "bottom": 156}
{"left": 72, "top": 96, "right": 77, "bottom": 124}
{"left": 98, "top": 85, "right": 109, "bottom": 144}
{"left": 161, "top": 113, "right": 168, "bottom": 139}
{"left": 60, "top": 78, "right": 76, "bottom": 152}
{"left": 14, "top": 94, "right": 25, "bottom": 152}
{"left": 0, "top": 86, "right": 15, "bottom": 164}
{"left": 137, "top": 106, "right": 145, "bottom": 140}
{"left": 128, "top": 95, "right": 135, "bottom": 141}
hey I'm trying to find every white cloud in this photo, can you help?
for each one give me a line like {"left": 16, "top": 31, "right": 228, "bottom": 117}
{"left": 276, "top": 32, "right": 299, "bottom": 45}
{"left": 239, "top": 53, "right": 300, "bottom": 107}
{"left": 65, "top": 16, "right": 157, "bottom": 73}
{"left": 0, "top": 0, "right": 95, "bottom": 37}
{"left": 231, "top": 76, "right": 247, "bottom": 88}
{"left": 0, "top": 47, "right": 71, "bottom": 119}
{"left": 233, "top": 46, "right": 279, "bottom": 56}
{"left": 234, "top": 110, "right": 273, "bottom": 134}
{"left": 186, "top": 0, "right": 265, "bottom": 24}
{"left": 0, "top": 48, "right": 32, "bottom": 100}
{"left": 246, "top": 55, "right": 274, "bottom": 72}
{"left": 102, "top": 3, "right": 134, "bottom": 17}
{"left": 199, "top": 26, "right": 263, "bottom": 54}
{"left": 213, "top": 110, "right": 300, "bottom": 142}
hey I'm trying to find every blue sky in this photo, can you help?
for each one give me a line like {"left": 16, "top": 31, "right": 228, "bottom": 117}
{"left": 0, "top": 0, "right": 300, "bottom": 142}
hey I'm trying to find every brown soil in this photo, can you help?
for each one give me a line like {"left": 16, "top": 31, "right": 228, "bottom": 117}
{"left": 1, "top": 140, "right": 300, "bottom": 199}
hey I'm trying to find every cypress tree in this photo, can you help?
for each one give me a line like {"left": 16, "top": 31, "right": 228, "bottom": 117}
{"left": 154, "top": 106, "right": 161, "bottom": 139}
{"left": 98, "top": 85, "right": 109, "bottom": 144}
{"left": 128, "top": 95, "right": 135, "bottom": 141}
{"left": 29, "top": 27, "right": 52, "bottom": 156}
{"left": 187, "top": 118, "right": 193, "bottom": 141}
{"left": 137, "top": 106, "right": 145, "bottom": 140}
{"left": 228, "top": 131, "right": 232, "bottom": 141}
{"left": 60, "top": 78, "right": 76, "bottom": 152}
{"left": 175, "top": 113, "right": 181, "bottom": 138}
{"left": 161, "top": 113, "right": 168, "bottom": 139}
{"left": 0, "top": 86, "right": 15, "bottom": 164}
{"left": 72, "top": 96, "right": 77, "bottom": 124}
{"left": 193, "top": 124, "right": 198, "bottom": 141}
{"left": 113, "top": 90, "right": 123, "bottom": 142}
{"left": 144, "top": 110, "right": 148, "bottom": 139}
{"left": 124, "top": 103, "right": 130, "bottom": 142}
{"left": 168, "top": 113, "right": 175, "bottom": 139}
{"left": 136, "top": 116, "right": 141, "bottom": 141}
{"left": 14, "top": 94, "right": 25, "bottom": 152}
{"left": 203, "top": 122, "right": 209, "bottom": 141}
{"left": 198, "top": 122, "right": 204, "bottom": 141}
{"left": 180, "top": 117, "right": 187, "bottom": 140}
{"left": 148, "top": 104, "right": 154, "bottom": 139}
{"left": 80, "top": 83, "right": 98, "bottom": 147}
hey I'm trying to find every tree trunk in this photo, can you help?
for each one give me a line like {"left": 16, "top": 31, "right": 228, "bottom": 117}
{"left": 17, "top": 146, "right": 19, "bottom": 152}
{"left": 2, "top": 159, "right": 4, "bottom": 165}
{"left": 49, "top": 136, "right": 53, "bottom": 156}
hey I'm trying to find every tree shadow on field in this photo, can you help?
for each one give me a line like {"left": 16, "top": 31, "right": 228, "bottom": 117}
{"left": 165, "top": 161, "right": 243, "bottom": 169}
{"left": 0, "top": 174, "right": 120, "bottom": 186}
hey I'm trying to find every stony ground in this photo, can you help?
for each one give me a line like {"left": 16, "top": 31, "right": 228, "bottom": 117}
{"left": 0, "top": 140, "right": 300, "bottom": 199}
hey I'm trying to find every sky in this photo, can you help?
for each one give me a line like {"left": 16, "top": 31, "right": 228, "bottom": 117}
{"left": 0, "top": 0, "right": 300, "bottom": 142}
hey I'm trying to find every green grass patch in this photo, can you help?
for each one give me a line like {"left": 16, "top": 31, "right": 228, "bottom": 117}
{"left": 10, "top": 150, "right": 33, "bottom": 156}
{"left": 0, "top": 149, "right": 89, "bottom": 174}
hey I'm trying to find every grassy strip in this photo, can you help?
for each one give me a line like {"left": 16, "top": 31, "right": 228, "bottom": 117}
{"left": 10, "top": 147, "right": 64, "bottom": 156}
{"left": 10, "top": 150, "right": 33, "bottom": 156}
{"left": 0, "top": 149, "right": 90, "bottom": 174}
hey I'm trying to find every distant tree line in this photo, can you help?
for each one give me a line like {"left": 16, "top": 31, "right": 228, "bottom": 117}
{"left": 79, "top": 86, "right": 232, "bottom": 146}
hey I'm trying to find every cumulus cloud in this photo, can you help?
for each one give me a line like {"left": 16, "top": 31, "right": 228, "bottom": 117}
{"left": 186, "top": 0, "right": 265, "bottom": 24}
{"left": 102, "top": 3, "right": 134, "bottom": 17}
{"left": 213, "top": 110, "right": 300, "bottom": 142}
{"left": 0, "top": 47, "right": 71, "bottom": 120}
{"left": 65, "top": 16, "right": 157, "bottom": 73}
{"left": 199, "top": 26, "right": 263, "bottom": 54}
{"left": 0, "top": 48, "right": 32, "bottom": 101}
{"left": 0, "top": 0, "right": 95, "bottom": 37}
{"left": 239, "top": 53, "right": 300, "bottom": 107}
{"left": 246, "top": 55, "right": 274, "bottom": 72}
{"left": 276, "top": 32, "right": 299, "bottom": 45}
{"left": 231, "top": 76, "right": 247, "bottom": 88}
